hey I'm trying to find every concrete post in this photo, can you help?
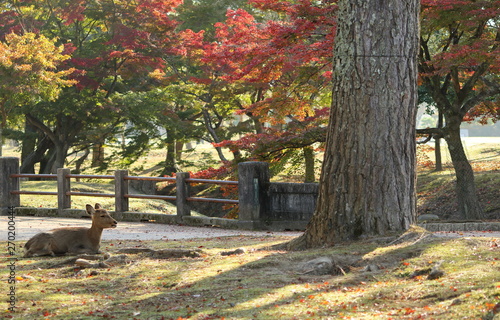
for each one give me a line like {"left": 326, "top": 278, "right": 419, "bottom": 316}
{"left": 57, "top": 168, "right": 71, "bottom": 214}
{"left": 114, "top": 170, "right": 128, "bottom": 220}
{"left": 0, "top": 157, "right": 20, "bottom": 215}
{"left": 176, "top": 172, "right": 191, "bottom": 222}
{"left": 238, "top": 162, "right": 270, "bottom": 227}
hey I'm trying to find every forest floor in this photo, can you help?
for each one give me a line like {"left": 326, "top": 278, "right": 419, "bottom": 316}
{"left": 2, "top": 226, "right": 499, "bottom": 319}
{"left": 2, "top": 138, "right": 499, "bottom": 319}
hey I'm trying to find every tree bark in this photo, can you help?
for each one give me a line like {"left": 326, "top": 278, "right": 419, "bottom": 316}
{"left": 443, "top": 116, "right": 484, "bottom": 220}
{"left": 202, "top": 108, "right": 228, "bottom": 162}
{"left": 303, "top": 146, "right": 315, "bottom": 183}
{"left": 161, "top": 141, "right": 178, "bottom": 177}
{"left": 292, "top": 0, "right": 419, "bottom": 248}
{"left": 91, "top": 143, "right": 105, "bottom": 168}
{"left": 434, "top": 111, "right": 443, "bottom": 171}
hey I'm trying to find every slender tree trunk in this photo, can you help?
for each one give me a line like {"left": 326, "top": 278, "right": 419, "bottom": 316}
{"left": 40, "top": 147, "right": 56, "bottom": 174}
{"left": 291, "top": 0, "right": 419, "bottom": 248}
{"left": 303, "top": 146, "right": 315, "bottom": 183}
{"left": 74, "top": 148, "right": 90, "bottom": 181}
{"left": 0, "top": 124, "right": 3, "bottom": 156}
{"left": 175, "top": 141, "right": 184, "bottom": 162}
{"left": 162, "top": 142, "right": 178, "bottom": 177}
{"left": 91, "top": 143, "right": 105, "bottom": 167}
{"left": 21, "top": 118, "right": 37, "bottom": 166}
{"left": 202, "top": 108, "right": 228, "bottom": 162}
{"left": 444, "top": 116, "right": 484, "bottom": 220}
{"left": 434, "top": 111, "right": 443, "bottom": 171}
{"left": 51, "top": 142, "right": 69, "bottom": 173}
{"left": 20, "top": 135, "right": 53, "bottom": 174}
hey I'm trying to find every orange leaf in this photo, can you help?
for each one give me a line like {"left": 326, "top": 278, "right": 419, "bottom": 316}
{"left": 486, "top": 303, "right": 496, "bottom": 310}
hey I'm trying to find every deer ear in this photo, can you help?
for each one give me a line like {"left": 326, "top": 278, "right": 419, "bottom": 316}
{"left": 94, "top": 203, "right": 103, "bottom": 210}
{"left": 86, "top": 204, "right": 95, "bottom": 215}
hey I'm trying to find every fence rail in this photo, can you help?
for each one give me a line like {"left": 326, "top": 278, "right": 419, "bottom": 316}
{"left": 6, "top": 168, "right": 238, "bottom": 219}
{"left": 1, "top": 157, "right": 315, "bottom": 230}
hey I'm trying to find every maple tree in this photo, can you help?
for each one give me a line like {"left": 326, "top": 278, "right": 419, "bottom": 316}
{"left": 417, "top": 0, "right": 500, "bottom": 219}
{"left": 0, "top": 32, "right": 74, "bottom": 156}
{"left": 195, "top": 1, "right": 336, "bottom": 181}
{"left": 0, "top": 0, "right": 187, "bottom": 172}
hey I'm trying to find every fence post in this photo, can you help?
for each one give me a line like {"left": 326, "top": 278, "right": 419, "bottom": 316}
{"left": 238, "top": 161, "right": 270, "bottom": 228}
{"left": 57, "top": 168, "right": 71, "bottom": 214}
{"left": 114, "top": 170, "right": 128, "bottom": 220}
{"left": 176, "top": 172, "right": 191, "bottom": 222}
{"left": 0, "top": 157, "right": 20, "bottom": 215}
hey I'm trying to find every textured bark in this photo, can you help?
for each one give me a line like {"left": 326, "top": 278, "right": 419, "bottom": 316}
{"left": 296, "top": 0, "right": 419, "bottom": 248}
{"left": 444, "top": 118, "right": 484, "bottom": 220}
{"left": 91, "top": 143, "right": 105, "bottom": 168}
{"left": 434, "top": 111, "right": 444, "bottom": 171}
{"left": 303, "top": 146, "right": 315, "bottom": 183}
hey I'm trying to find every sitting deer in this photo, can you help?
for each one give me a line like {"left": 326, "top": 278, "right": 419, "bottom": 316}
{"left": 24, "top": 203, "right": 117, "bottom": 257}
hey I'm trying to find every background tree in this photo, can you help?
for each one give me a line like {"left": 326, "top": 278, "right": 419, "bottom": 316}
{"left": 0, "top": 32, "right": 74, "bottom": 156}
{"left": 290, "top": 0, "right": 420, "bottom": 248}
{"left": 417, "top": 0, "right": 500, "bottom": 220}
{"left": 200, "top": 2, "right": 336, "bottom": 181}
{"left": 1, "top": 0, "right": 185, "bottom": 172}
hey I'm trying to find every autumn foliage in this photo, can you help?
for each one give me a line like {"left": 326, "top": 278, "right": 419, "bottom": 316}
{"left": 0, "top": 0, "right": 498, "bottom": 179}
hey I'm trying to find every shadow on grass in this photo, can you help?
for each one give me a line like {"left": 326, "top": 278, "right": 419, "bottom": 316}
{"left": 7, "top": 231, "right": 499, "bottom": 319}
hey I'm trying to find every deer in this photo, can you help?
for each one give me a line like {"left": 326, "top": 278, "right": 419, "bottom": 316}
{"left": 24, "top": 203, "right": 117, "bottom": 257}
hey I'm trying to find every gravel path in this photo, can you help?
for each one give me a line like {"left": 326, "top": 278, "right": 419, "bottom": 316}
{"left": 4, "top": 216, "right": 499, "bottom": 242}
{"left": 5, "top": 216, "right": 303, "bottom": 241}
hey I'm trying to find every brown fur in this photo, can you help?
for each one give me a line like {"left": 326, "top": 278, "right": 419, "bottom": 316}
{"left": 24, "top": 203, "right": 117, "bottom": 257}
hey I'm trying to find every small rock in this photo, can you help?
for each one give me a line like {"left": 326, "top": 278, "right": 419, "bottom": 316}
{"left": 427, "top": 269, "right": 445, "bottom": 280}
{"left": 450, "top": 299, "right": 462, "bottom": 306}
{"left": 427, "top": 261, "right": 445, "bottom": 280}
{"left": 299, "top": 257, "right": 335, "bottom": 275}
{"left": 417, "top": 214, "right": 440, "bottom": 222}
{"left": 409, "top": 268, "right": 432, "bottom": 278}
{"left": 363, "top": 264, "right": 380, "bottom": 272}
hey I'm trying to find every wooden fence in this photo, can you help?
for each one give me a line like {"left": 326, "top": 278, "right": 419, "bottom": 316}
{"left": 1, "top": 157, "right": 316, "bottom": 230}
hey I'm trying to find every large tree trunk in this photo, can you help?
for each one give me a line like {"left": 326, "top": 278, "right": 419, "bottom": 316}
{"left": 444, "top": 116, "right": 484, "bottom": 220}
{"left": 291, "top": 0, "right": 419, "bottom": 248}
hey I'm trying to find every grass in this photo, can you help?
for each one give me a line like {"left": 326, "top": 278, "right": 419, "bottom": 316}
{"left": 1, "top": 138, "right": 499, "bottom": 319}
{"left": 2, "top": 228, "right": 500, "bottom": 319}
{"left": 17, "top": 180, "right": 176, "bottom": 214}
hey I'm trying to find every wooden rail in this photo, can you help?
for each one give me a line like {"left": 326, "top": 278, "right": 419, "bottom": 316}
{"left": 8, "top": 169, "right": 238, "bottom": 218}
{"left": 2, "top": 159, "right": 310, "bottom": 230}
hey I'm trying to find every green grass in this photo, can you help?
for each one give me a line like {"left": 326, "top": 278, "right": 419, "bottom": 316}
{"left": 18, "top": 180, "right": 176, "bottom": 214}
{"left": 2, "top": 228, "right": 500, "bottom": 319}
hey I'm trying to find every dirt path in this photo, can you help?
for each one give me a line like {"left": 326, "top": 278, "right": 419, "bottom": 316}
{"left": 5, "top": 216, "right": 303, "bottom": 241}
{"left": 5, "top": 216, "right": 500, "bottom": 242}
